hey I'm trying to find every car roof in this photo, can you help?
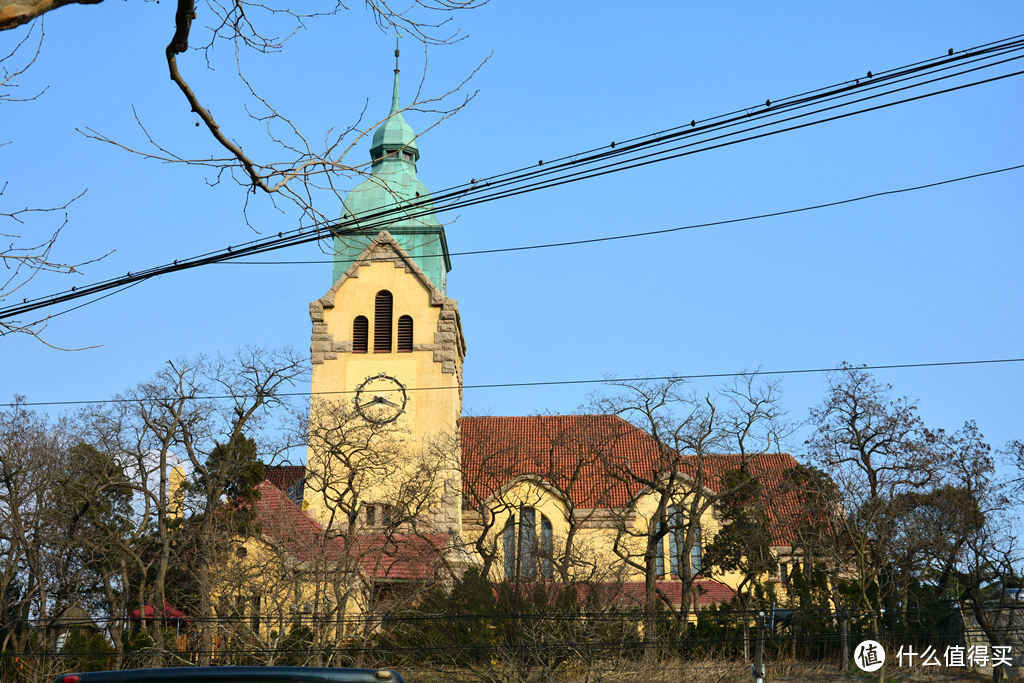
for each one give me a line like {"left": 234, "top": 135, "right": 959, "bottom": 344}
{"left": 53, "top": 667, "right": 403, "bottom": 683}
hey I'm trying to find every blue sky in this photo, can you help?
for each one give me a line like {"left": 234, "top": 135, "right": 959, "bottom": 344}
{"left": 1, "top": 1, "right": 1022, "bottom": 464}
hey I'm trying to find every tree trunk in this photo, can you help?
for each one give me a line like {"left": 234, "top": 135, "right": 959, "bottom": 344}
{"left": 743, "top": 620, "right": 750, "bottom": 663}
{"left": 839, "top": 610, "right": 849, "bottom": 673}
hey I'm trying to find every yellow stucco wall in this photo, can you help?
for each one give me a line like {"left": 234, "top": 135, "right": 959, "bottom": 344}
{"left": 468, "top": 478, "right": 748, "bottom": 591}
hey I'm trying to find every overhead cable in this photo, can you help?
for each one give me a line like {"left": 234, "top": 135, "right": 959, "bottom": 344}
{"left": 6, "top": 357, "right": 1022, "bottom": 408}
{"left": 3, "top": 36, "right": 1023, "bottom": 324}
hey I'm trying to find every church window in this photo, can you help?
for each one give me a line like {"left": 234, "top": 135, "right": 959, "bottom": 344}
{"left": 374, "top": 290, "right": 393, "bottom": 353}
{"left": 690, "top": 522, "right": 703, "bottom": 575}
{"left": 540, "top": 515, "right": 554, "bottom": 579}
{"left": 353, "top": 316, "right": 368, "bottom": 353}
{"left": 654, "top": 506, "right": 703, "bottom": 577}
{"left": 502, "top": 506, "right": 554, "bottom": 581}
{"left": 364, "top": 503, "right": 398, "bottom": 527}
{"left": 397, "top": 315, "right": 413, "bottom": 352}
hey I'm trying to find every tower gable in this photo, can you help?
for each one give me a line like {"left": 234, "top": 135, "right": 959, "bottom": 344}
{"left": 310, "top": 230, "right": 466, "bottom": 373}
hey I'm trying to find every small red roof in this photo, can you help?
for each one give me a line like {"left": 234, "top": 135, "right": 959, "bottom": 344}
{"left": 129, "top": 602, "right": 189, "bottom": 624}
{"left": 353, "top": 533, "right": 451, "bottom": 580}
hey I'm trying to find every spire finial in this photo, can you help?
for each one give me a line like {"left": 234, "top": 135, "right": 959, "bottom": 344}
{"left": 391, "top": 32, "right": 401, "bottom": 114}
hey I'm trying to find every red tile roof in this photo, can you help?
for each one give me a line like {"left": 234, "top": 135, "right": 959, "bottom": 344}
{"left": 259, "top": 415, "right": 808, "bottom": 557}
{"left": 253, "top": 481, "right": 448, "bottom": 579}
{"left": 460, "top": 415, "right": 803, "bottom": 544}
{"left": 354, "top": 534, "right": 451, "bottom": 580}
{"left": 264, "top": 465, "right": 305, "bottom": 494}
{"left": 254, "top": 481, "right": 346, "bottom": 563}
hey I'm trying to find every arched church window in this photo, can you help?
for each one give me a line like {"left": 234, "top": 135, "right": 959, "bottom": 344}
{"left": 502, "top": 506, "right": 554, "bottom": 581}
{"left": 352, "top": 316, "right": 368, "bottom": 353}
{"left": 374, "top": 290, "right": 393, "bottom": 353}
{"left": 654, "top": 506, "right": 703, "bottom": 578}
{"left": 690, "top": 522, "right": 703, "bottom": 575}
{"left": 540, "top": 515, "right": 554, "bottom": 579}
{"left": 397, "top": 315, "right": 413, "bottom": 353}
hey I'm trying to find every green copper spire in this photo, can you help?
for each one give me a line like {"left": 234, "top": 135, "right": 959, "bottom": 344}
{"left": 369, "top": 42, "right": 419, "bottom": 165}
{"left": 390, "top": 41, "right": 401, "bottom": 113}
{"left": 334, "top": 46, "right": 450, "bottom": 292}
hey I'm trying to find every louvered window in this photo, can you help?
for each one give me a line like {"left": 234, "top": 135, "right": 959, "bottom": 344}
{"left": 397, "top": 315, "right": 413, "bottom": 352}
{"left": 374, "top": 290, "right": 392, "bottom": 353}
{"left": 352, "top": 316, "right": 368, "bottom": 353}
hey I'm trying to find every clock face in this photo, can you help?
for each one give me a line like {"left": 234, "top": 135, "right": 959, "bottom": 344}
{"left": 354, "top": 373, "right": 408, "bottom": 424}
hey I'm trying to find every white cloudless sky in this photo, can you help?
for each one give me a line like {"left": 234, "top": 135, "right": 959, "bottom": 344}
{"left": 1, "top": 1, "right": 1022, "bottom": 465}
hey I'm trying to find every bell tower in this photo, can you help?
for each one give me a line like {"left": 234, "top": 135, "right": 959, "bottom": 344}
{"left": 303, "top": 53, "right": 465, "bottom": 536}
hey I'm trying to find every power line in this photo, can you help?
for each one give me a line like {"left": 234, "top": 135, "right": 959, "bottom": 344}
{"left": 6, "top": 357, "right": 1022, "bottom": 408}
{"left": 211, "top": 163, "right": 1024, "bottom": 266}
{"left": 2, "top": 36, "right": 1022, "bottom": 324}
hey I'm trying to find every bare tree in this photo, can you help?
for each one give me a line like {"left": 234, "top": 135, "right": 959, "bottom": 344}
{"left": 70, "top": 347, "right": 304, "bottom": 667}
{"left": 301, "top": 395, "right": 453, "bottom": 661}
{"left": 1, "top": 2, "right": 485, "bottom": 342}
{"left": 0, "top": 22, "right": 108, "bottom": 341}
{"left": 806, "top": 366, "right": 936, "bottom": 652}
{"left": 592, "top": 376, "right": 786, "bottom": 654}
{"left": 0, "top": 400, "right": 140, "bottom": 680}
{"left": 5, "top": 0, "right": 486, "bottom": 233}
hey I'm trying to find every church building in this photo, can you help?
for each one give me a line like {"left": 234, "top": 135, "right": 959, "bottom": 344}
{"left": 250, "top": 55, "right": 807, "bottom": 622}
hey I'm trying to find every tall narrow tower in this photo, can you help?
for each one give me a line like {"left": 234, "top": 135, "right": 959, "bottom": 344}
{"left": 304, "top": 52, "right": 466, "bottom": 536}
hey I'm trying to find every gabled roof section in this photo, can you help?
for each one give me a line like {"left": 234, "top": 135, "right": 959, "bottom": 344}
{"left": 253, "top": 480, "right": 450, "bottom": 580}
{"left": 264, "top": 465, "right": 305, "bottom": 504}
{"left": 310, "top": 230, "right": 465, "bottom": 369}
{"left": 317, "top": 230, "right": 445, "bottom": 309}
{"left": 254, "top": 481, "right": 346, "bottom": 563}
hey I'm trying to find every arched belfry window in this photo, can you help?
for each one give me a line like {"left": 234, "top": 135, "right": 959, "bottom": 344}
{"left": 352, "top": 316, "right": 368, "bottom": 354}
{"left": 397, "top": 315, "right": 413, "bottom": 353}
{"left": 374, "top": 290, "right": 393, "bottom": 353}
{"left": 502, "top": 506, "right": 554, "bottom": 581}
